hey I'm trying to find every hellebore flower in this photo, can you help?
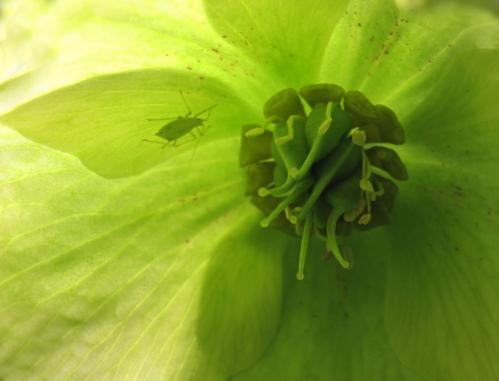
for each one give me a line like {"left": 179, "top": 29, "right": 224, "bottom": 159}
{"left": 0, "top": 0, "right": 498, "bottom": 380}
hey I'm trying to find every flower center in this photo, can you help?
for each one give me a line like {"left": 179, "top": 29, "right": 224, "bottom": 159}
{"left": 239, "top": 84, "right": 408, "bottom": 280}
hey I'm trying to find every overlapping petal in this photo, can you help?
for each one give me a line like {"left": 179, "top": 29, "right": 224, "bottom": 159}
{"left": 0, "top": 0, "right": 498, "bottom": 380}
{"left": 0, "top": 125, "right": 289, "bottom": 380}
{"left": 382, "top": 47, "right": 499, "bottom": 381}
{"left": 0, "top": 0, "right": 280, "bottom": 177}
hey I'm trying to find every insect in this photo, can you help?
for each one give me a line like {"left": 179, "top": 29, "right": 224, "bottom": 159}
{"left": 143, "top": 91, "right": 216, "bottom": 148}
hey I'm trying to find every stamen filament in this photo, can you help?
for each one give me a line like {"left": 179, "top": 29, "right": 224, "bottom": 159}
{"left": 240, "top": 84, "right": 407, "bottom": 280}
{"left": 245, "top": 127, "right": 266, "bottom": 137}
{"left": 260, "top": 177, "right": 314, "bottom": 227}
{"left": 296, "top": 213, "right": 313, "bottom": 280}
{"left": 289, "top": 102, "right": 334, "bottom": 181}
{"left": 326, "top": 209, "right": 352, "bottom": 269}
{"left": 370, "top": 165, "right": 397, "bottom": 182}
{"left": 298, "top": 140, "right": 357, "bottom": 220}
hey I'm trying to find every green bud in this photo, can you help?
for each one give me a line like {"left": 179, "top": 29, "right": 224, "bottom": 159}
{"left": 245, "top": 162, "right": 275, "bottom": 196}
{"left": 299, "top": 83, "right": 344, "bottom": 107}
{"left": 263, "top": 88, "right": 305, "bottom": 122}
{"left": 374, "top": 105, "right": 405, "bottom": 144}
{"left": 343, "top": 90, "right": 378, "bottom": 124}
{"left": 239, "top": 124, "right": 273, "bottom": 167}
{"left": 366, "top": 146, "right": 409, "bottom": 180}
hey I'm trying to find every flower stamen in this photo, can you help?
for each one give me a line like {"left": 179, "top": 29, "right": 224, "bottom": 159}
{"left": 239, "top": 84, "right": 408, "bottom": 279}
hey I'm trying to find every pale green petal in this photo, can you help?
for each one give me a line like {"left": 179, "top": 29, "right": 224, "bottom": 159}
{"left": 382, "top": 46, "right": 499, "bottom": 381}
{"left": 232, "top": 239, "right": 427, "bottom": 381}
{"left": 203, "top": 0, "right": 349, "bottom": 87}
{"left": 2, "top": 1, "right": 499, "bottom": 380}
{"left": 320, "top": 0, "right": 497, "bottom": 116}
{"left": 1, "top": 71, "right": 259, "bottom": 178}
{"left": 0, "top": 0, "right": 57, "bottom": 83}
{"left": 0, "top": 0, "right": 281, "bottom": 178}
{"left": 233, "top": 2, "right": 499, "bottom": 380}
{"left": 0, "top": 126, "right": 287, "bottom": 381}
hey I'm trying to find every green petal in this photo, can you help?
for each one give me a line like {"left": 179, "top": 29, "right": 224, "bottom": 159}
{"left": 0, "top": 0, "right": 280, "bottom": 178}
{"left": 320, "top": 0, "right": 497, "bottom": 115}
{"left": 1, "top": 70, "right": 258, "bottom": 178}
{"left": 382, "top": 45, "right": 499, "bottom": 380}
{"left": 0, "top": 0, "right": 56, "bottom": 83}
{"left": 196, "top": 223, "right": 286, "bottom": 377}
{"left": 0, "top": 126, "right": 286, "bottom": 380}
{"left": 203, "top": 0, "right": 349, "bottom": 87}
{"left": 231, "top": 239, "right": 425, "bottom": 381}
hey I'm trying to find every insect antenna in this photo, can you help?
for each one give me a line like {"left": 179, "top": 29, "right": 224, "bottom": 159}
{"left": 146, "top": 117, "right": 178, "bottom": 121}
{"left": 195, "top": 104, "right": 217, "bottom": 120}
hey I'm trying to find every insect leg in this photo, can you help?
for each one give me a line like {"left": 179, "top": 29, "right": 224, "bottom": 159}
{"left": 201, "top": 123, "right": 212, "bottom": 135}
{"left": 143, "top": 139, "right": 169, "bottom": 146}
{"left": 195, "top": 126, "right": 205, "bottom": 137}
{"left": 180, "top": 91, "right": 192, "bottom": 116}
{"left": 147, "top": 117, "right": 178, "bottom": 121}
{"left": 189, "top": 130, "right": 202, "bottom": 165}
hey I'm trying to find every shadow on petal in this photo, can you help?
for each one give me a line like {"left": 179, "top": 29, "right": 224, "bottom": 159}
{"left": 195, "top": 215, "right": 290, "bottom": 377}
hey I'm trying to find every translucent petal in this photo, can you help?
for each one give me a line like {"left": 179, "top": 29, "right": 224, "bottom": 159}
{"left": 0, "top": 125, "right": 288, "bottom": 380}
{"left": 0, "top": 0, "right": 281, "bottom": 177}
{"left": 382, "top": 46, "right": 499, "bottom": 381}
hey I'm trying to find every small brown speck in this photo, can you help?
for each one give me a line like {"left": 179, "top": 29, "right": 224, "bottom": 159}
{"left": 199, "top": 76, "right": 204, "bottom": 80}
{"left": 454, "top": 185, "right": 464, "bottom": 197}
{"left": 358, "top": 23, "right": 361, "bottom": 27}
{"left": 186, "top": 66, "right": 193, "bottom": 70}
{"left": 211, "top": 48, "right": 219, "bottom": 53}
{"left": 321, "top": 251, "right": 332, "bottom": 261}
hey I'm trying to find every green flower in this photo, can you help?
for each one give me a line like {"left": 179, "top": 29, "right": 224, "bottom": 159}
{"left": 0, "top": 1, "right": 498, "bottom": 380}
